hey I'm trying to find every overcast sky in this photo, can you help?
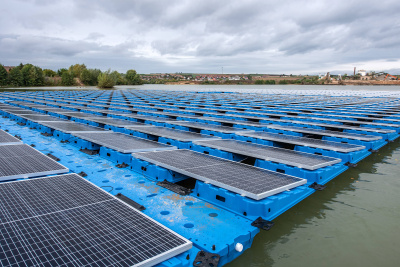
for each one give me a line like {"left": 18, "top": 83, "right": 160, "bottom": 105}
{"left": 1, "top": 0, "right": 400, "bottom": 74}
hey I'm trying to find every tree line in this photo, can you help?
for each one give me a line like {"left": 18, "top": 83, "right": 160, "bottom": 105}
{"left": 0, "top": 63, "right": 143, "bottom": 88}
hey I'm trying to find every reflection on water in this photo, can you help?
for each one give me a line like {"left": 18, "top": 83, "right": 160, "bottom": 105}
{"left": 227, "top": 141, "right": 400, "bottom": 267}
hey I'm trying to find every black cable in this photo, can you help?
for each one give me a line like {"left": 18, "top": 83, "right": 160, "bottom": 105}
{"left": 238, "top": 157, "right": 249, "bottom": 163}
{"left": 100, "top": 186, "right": 114, "bottom": 193}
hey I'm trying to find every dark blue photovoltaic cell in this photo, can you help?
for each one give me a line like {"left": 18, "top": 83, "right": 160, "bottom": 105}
{"left": 0, "top": 174, "right": 191, "bottom": 267}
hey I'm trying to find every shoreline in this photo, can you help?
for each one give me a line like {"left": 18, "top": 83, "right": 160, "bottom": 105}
{"left": 164, "top": 80, "right": 400, "bottom": 86}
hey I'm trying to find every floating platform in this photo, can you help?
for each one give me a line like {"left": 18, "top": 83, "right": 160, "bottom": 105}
{"left": 0, "top": 89, "right": 399, "bottom": 267}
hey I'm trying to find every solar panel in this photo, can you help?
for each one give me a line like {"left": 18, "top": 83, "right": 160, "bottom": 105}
{"left": 169, "top": 121, "right": 251, "bottom": 133}
{"left": 18, "top": 114, "right": 67, "bottom": 122}
{"left": 267, "top": 125, "right": 382, "bottom": 141}
{"left": 72, "top": 131, "right": 176, "bottom": 153}
{"left": 199, "top": 116, "right": 265, "bottom": 127}
{"left": 126, "top": 126, "right": 221, "bottom": 142}
{"left": 296, "top": 115, "right": 400, "bottom": 128}
{"left": 2, "top": 109, "right": 40, "bottom": 115}
{"left": 237, "top": 131, "right": 365, "bottom": 152}
{"left": 133, "top": 149, "right": 306, "bottom": 200}
{"left": 40, "top": 107, "right": 72, "bottom": 113}
{"left": 58, "top": 112, "right": 103, "bottom": 118}
{"left": 193, "top": 139, "right": 341, "bottom": 170}
{"left": 123, "top": 114, "right": 177, "bottom": 123}
{"left": 0, "top": 144, "right": 69, "bottom": 181}
{"left": 0, "top": 130, "right": 23, "bottom": 145}
{"left": 38, "top": 121, "right": 107, "bottom": 133}
{"left": 278, "top": 120, "right": 396, "bottom": 134}
{"left": 0, "top": 174, "right": 192, "bottom": 266}
{"left": 83, "top": 117, "right": 148, "bottom": 127}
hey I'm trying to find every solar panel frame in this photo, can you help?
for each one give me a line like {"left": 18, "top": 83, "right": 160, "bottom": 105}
{"left": 72, "top": 131, "right": 177, "bottom": 153}
{"left": 0, "top": 130, "right": 23, "bottom": 146}
{"left": 0, "top": 174, "right": 192, "bottom": 267}
{"left": 133, "top": 149, "right": 307, "bottom": 200}
{"left": 0, "top": 144, "right": 69, "bottom": 181}
{"left": 193, "top": 139, "right": 341, "bottom": 170}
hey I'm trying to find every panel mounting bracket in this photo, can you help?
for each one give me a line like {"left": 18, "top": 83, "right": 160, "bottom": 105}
{"left": 309, "top": 182, "right": 326, "bottom": 191}
{"left": 157, "top": 180, "right": 192, "bottom": 196}
{"left": 79, "top": 148, "right": 99, "bottom": 155}
{"left": 251, "top": 217, "right": 274, "bottom": 231}
{"left": 116, "top": 163, "right": 129, "bottom": 168}
{"left": 46, "top": 153, "right": 61, "bottom": 162}
{"left": 193, "top": 250, "right": 220, "bottom": 267}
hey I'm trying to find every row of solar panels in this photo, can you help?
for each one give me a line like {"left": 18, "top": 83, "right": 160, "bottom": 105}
{"left": 0, "top": 104, "right": 309, "bottom": 200}
{"left": 2, "top": 97, "right": 398, "bottom": 204}
{"left": 7, "top": 98, "right": 399, "bottom": 139}
{"left": 12, "top": 95, "right": 400, "bottom": 123}
{"left": 10, "top": 90, "right": 400, "bottom": 113}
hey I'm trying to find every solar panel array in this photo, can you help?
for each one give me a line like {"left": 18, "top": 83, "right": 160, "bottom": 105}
{"left": 0, "top": 174, "right": 192, "bottom": 266}
{"left": 0, "top": 144, "right": 69, "bottom": 181}
{"left": 72, "top": 131, "right": 176, "bottom": 153}
{"left": 134, "top": 149, "right": 306, "bottom": 200}
{"left": 193, "top": 139, "right": 341, "bottom": 170}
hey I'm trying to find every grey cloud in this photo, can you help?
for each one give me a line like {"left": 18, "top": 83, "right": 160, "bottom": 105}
{"left": 1, "top": 0, "right": 399, "bottom": 74}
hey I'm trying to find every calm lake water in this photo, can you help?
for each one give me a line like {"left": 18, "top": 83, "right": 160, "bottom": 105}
{"left": 2, "top": 85, "right": 400, "bottom": 267}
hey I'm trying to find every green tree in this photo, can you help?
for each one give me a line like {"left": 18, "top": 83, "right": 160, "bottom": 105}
{"left": 29, "top": 66, "right": 45, "bottom": 86}
{"left": 126, "top": 69, "right": 142, "bottom": 85}
{"left": 43, "top": 69, "right": 57, "bottom": 77}
{"left": 254, "top": 80, "right": 264, "bottom": 84}
{"left": 61, "top": 71, "right": 75, "bottom": 86}
{"left": 80, "top": 69, "right": 91, "bottom": 85}
{"left": 21, "top": 64, "right": 33, "bottom": 86}
{"left": 0, "top": 64, "right": 8, "bottom": 86}
{"left": 69, "top": 64, "right": 87, "bottom": 78}
{"left": 111, "top": 71, "right": 127, "bottom": 85}
{"left": 16, "top": 63, "right": 24, "bottom": 70}
{"left": 8, "top": 67, "right": 23, "bottom": 86}
{"left": 97, "top": 70, "right": 116, "bottom": 88}
{"left": 88, "top": 69, "right": 101, "bottom": 86}
{"left": 57, "top": 68, "right": 68, "bottom": 76}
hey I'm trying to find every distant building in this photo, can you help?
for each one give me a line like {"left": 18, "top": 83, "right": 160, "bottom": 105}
{"left": 357, "top": 70, "right": 367, "bottom": 76}
{"left": 3, "top": 66, "right": 14, "bottom": 73}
